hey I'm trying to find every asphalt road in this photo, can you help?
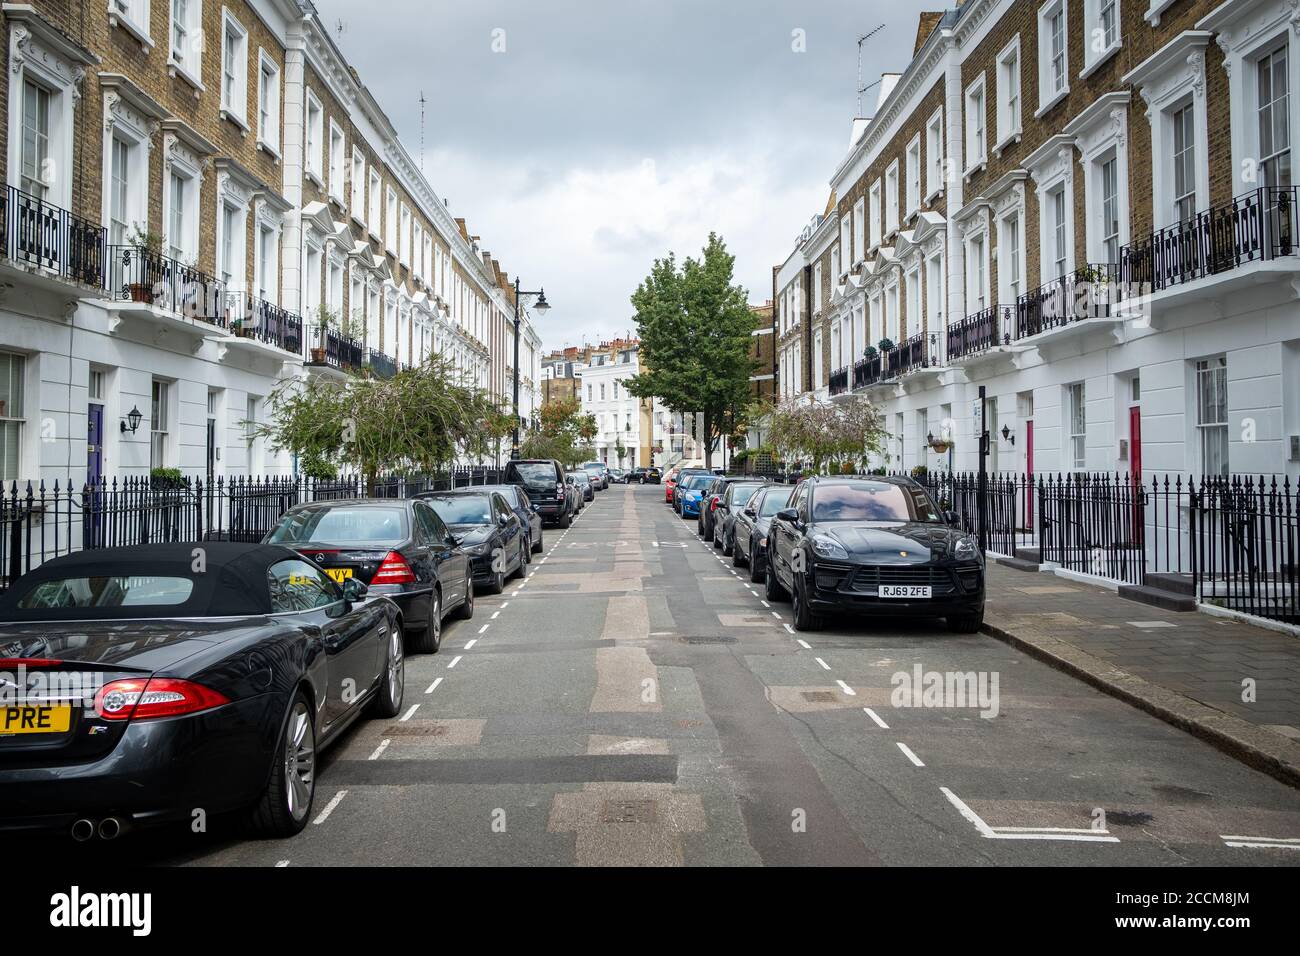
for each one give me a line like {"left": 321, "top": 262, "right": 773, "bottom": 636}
{"left": 64, "top": 484, "right": 1300, "bottom": 865}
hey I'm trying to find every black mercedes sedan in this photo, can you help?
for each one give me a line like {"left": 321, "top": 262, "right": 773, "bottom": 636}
{"left": 264, "top": 498, "right": 473, "bottom": 653}
{"left": 766, "top": 475, "right": 984, "bottom": 633}
{"left": 730, "top": 484, "right": 792, "bottom": 583}
{"left": 473, "top": 483, "right": 544, "bottom": 554}
{"left": 0, "top": 543, "right": 404, "bottom": 838}
{"left": 420, "top": 491, "right": 527, "bottom": 595}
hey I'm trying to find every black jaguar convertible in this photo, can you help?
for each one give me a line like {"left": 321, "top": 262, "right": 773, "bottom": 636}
{"left": 0, "top": 543, "right": 405, "bottom": 839}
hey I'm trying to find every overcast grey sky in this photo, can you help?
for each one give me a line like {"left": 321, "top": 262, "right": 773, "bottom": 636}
{"left": 313, "top": 0, "right": 936, "bottom": 351}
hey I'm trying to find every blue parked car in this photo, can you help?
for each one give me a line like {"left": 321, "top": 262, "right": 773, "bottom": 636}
{"left": 676, "top": 473, "right": 714, "bottom": 519}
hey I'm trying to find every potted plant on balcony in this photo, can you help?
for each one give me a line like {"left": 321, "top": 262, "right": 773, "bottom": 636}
{"left": 863, "top": 345, "right": 877, "bottom": 360}
{"left": 311, "top": 305, "right": 338, "bottom": 363}
{"left": 126, "top": 226, "right": 163, "bottom": 304}
{"left": 877, "top": 337, "right": 895, "bottom": 352}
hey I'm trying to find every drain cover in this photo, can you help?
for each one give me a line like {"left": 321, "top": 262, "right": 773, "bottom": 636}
{"left": 679, "top": 635, "right": 738, "bottom": 644}
{"left": 601, "top": 799, "right": 659, "bottom": 824}
{"left": 1106, "top": 810, "right": 1154, "bottom": 827}
{"left": 802, "top": 691, "right": 838, "bottom": 703}
{"left": 383, "top": 723, "right": 449, "bottom": 736}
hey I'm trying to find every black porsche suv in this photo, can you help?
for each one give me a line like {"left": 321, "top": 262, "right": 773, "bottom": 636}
{"left": 765, "top": 475, "right": 984, "bottom": 633}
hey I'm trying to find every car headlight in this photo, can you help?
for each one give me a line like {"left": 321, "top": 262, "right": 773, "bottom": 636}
{"left": 467, "top": 541, "right": 493, "bottom": 556}
{"left": 758, "top": 537, "right": 767, "bottom": 548}
{"left": 810, "top": 534, "right": 848, "bottom": 559}
{"left": 954, "top": 535, "right": 981, "bottom": 561}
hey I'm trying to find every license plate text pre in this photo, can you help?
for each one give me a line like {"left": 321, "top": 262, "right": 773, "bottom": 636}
{"left": 879, "top": 585, "right": 931, "bottom": 599}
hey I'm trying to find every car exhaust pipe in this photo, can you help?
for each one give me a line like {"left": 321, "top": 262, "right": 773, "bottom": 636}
{"left": 71, "top": 818, "right": 96, "bottom": 842}
{"left": 97, "top": 817, "right": 124, "bottom": 840}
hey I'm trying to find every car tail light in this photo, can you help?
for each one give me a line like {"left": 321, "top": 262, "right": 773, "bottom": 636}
{"left": 94, "top": 677, "right": 229, "bottom": 721}
{"left": 0, "top": 658, "right": 58, "bottom": 667}
{"left": 710, "top": 498, "right": 719, "bottom": 512}
{"left": 372, "top": 550, "right": 417, "bottom": 584}
{"left": 556, "top": 482, "right": 565, "bottom": 500}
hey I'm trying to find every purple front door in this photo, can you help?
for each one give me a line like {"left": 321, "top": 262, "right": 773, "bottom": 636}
{"left": 87, "top": 403, "right": 103, "bottom": 484}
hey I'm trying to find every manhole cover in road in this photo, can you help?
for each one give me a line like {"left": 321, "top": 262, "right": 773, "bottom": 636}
{"left": 601, "top": 799, "right": 660, "bottom": 824}
{"left": 383, "top": 723, "right": 449, "bottom": 736}
{"left": 802, "top": 691, "right": 839, "bottom": 703}
{"left": 1106, "top": 810, "right": 1154, "bottom": 827}
{"left": 679, "top": 635, "right": 738, "bottom": 644}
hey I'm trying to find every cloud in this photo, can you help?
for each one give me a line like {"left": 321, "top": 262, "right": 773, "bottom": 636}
{"left": 313, "top": 0, "right": 933, "bottom": 348}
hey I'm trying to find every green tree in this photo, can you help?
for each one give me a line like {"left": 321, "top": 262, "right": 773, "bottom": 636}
{"left": 625, "top": 233, "right": 756, "bottom": 468}
{"left": 520, "top": 395, "right": 596, "bottom": 467}
{"left": 767, "top": 395, "right": 886, "bottom": 474}
{"left": 255, "top": 353, "right": 496, "bottom": 493}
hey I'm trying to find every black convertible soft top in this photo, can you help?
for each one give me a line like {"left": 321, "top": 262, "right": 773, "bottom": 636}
{"left": 0, "top": 543, "right": 310, "bottom": 621}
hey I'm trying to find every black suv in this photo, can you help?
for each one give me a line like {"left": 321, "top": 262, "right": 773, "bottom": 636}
{"left": 765, "top": 475, "right": 984, "bottom": 633}
{"left": 504, "top": 459, "right": 574, "bottom": 528}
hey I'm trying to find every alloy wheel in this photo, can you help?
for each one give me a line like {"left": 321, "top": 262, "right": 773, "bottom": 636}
{"left": 283, "top": 700, "right": 315, "bottom": 823}
{"left": 388, "top": 620, "right": 406, "bottom": 701}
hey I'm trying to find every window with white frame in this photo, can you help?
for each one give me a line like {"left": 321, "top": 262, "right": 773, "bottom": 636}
{"left": 165, "top": 169, "right": 197, "bottom": 262}
{"left": 19, "top": 79, "right": 52, "bottom": 199}
{"left": 886, "top": 284, "right": 900, "bottom": 342}
{"left": 303, "top": 243, "right": 322, "bottom": 319}
{"left": 813, "top": 261, "right": 822, "bottom": 313}
{"left": 1099, "top": 155, "right": 1120, "bottom": 261}
{"left": 854, "top": 196, "right": 867, "bottom": 257}
{"left": 904, "top": 268, "right": 920, "bottom": 341}
{"left": 413, "top": 222, "right": 424, "bottom": 280}
{"left": 150, "top": 379, "right": 170, "bottom": 470}
{"left": 0, "top": 351, "right": 24, "bottom": 481}
{"left": 967, "top": 233, "right": 987, "bottom": 310}
{"left": 1257, "top": 43, "right": 1291, "bottom": 188}
{"left": 885, "top": 160, "right": 900, "bottom": 234}
{"left": 220, "top": 13, "right": 248, "bottom": 124}
{"left": 1049, "top": 186, "right": 1069, "bottom": 277}
{"left": 867, "top": 181, "right": 880, "bottom": 249}
{"left": 1066, "top": 381, "right": 1086, "bottom": 470}
{"left": 839, "top": 214, "right": 851, "bottom": 268}
{"left": 385, "top": 187, "right": 398, "bottom": 252}
{"left": 103, "top": 97, "right": 150, "bottom": 248}
{"left": 423, "top": 233, "right": 433, "bottom": 287}
{"left": 350, "top": 146, "right": 366, "bottom": 220}
{"left": 1195, "top": 357, "right": 1228, "bottom": 476}
{"left": 1172, "top": 101, "right": 1196, "bottom": 221}
{"left": 399, "top": 203, "right": 411, "bottom": 265}
{"left": 218, "top": 201, "right": 241, "bottom": 286}
{"left": 1038, "top": 0, "right": 1068, "bottom": 111}
{"left": 926, "top": 253, "right": 943, "bottom": 331}
{"left": 1083, "top": 0, "right": 1120, "bottom": 71}
{"left": 905, "top": 136, "right": 921, "bottom": 216}
{"left": 256, "top": 222, "right": 277, "bottom": 302}
{"left": 999, "top": 211, "right": 1022, "bottom": 302}
{"left": 813, "top": 329, "right": 823, "bottom": 389}
{"left": 169, "top": 0, "right": 201, "bottom": 81}
{"left": 327, "top": 256, "right": 343, "bottom": 312}
{"left": 830, "top": 244, "right": 840, "bottom": 285}
{"left": 256, "top": 54, "right": 280, "bottom": 155}
{"left": 111, "top": 0, "right": 150, "bottom": 39}
{"left": 328, "top": 121, "right": 345, "bottom": 201}
{"left": 996, "top": 37, "right": 1021, "bottom": 147}
{"left": 304, "top": 91, "right": 323, "bottom": 181}
{"left": 965, "top": 76, "right": 987, "bottom": 170}
{"left": 368, "top": 168, "right": 382, "bottom": 231}
{"left": 830, "top": 322, "right": 841, "bottom": 370}
{"left": 926, "top": 108, "right": 944, "bottom": 198}
{"left": 108, "top": 137, "right": 130, "bottom": 245}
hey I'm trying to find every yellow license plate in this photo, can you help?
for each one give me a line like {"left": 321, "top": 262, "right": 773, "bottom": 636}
{"left": 0, "top": 704, "right": 72, "bottom": 735}
{"left": 324, "top": 568, "right": 353, "bottom": 583}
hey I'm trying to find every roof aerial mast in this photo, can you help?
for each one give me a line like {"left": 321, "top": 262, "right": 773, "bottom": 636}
{"left": 856, "top": 24, "right": 886, "bottom": 117}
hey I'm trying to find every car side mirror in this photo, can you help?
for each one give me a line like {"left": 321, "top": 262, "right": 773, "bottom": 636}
{"left": 776, "top": 508, "right": 798, "bottom": 523}
{"left": 342, "top": 578, "right": 369, "bottom": 603}
{"left": 944, "top": 510, "right": 961, "bottom": 526}
{"left": 498, "top": 513, "right": 510, "bottom": 526}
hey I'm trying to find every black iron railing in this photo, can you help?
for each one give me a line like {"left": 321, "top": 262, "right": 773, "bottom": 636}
{"left": 107, "top": 244, "right": 229, "bottom": 327}
{"left": 367, "top": 348, "right": 398, "bottom": 379}
{"left": 0, "top": 185, "right": 107, "bottom": 287}
{"left": 947, "top": 304, "right": 1011, "bottom": 360}
{"left": 1016, "top": 263, "right": 1120, "bottom": 339}
{"left": 892, "top": 333, "right": 929, "bottom": 375}
{"left": 1037, "top": 472, "right": 1147, "bottom": 585}
{"left": 1120, "top": 186, "right": 1298, "bottom": 293}
{"left": 306, "top": 325, "right": 364, "bottom": 372}
{"left": 227, "top": 295, "right": 303, "bottom": 354}
{"left": 852, "top": 353, "right": 882, "bottom": 389}
{"left": 829, "top": 366, "right": 849, "bottom": 396}
{"left": 1, "top": 468, "right": 524, "bottom": 591}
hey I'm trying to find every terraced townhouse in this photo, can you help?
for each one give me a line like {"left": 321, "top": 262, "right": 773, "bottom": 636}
{"left": 0, "top": 0, "right": 540, "bottom": 488}
{"left": 776, "top": 0, "right": 1300, "bottom": 481}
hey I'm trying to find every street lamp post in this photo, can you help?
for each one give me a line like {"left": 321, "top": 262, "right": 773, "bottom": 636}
{"left": 511, "top": 278, "right": 550, "bottom": 460}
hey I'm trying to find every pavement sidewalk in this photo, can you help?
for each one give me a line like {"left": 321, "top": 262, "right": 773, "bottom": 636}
{"left": 983, "top": 562, "right": 1300, "bottom": 787}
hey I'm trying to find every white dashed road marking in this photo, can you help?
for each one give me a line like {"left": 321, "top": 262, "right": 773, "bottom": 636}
{"left": 399, "top": 703, "right": 420, "bottom": 721}
{"left": 312, "top": 790, "right": 349, "bottom": 825}
{"left": 896, "top": 742, "right": 925, "bottom": 767}
{"left": 424, "top": 677, "right": 443, "bottom": 694}
{"left": 368, "top": 740, "right": 390, "bottom": 761}
{"left": 863, "top": 707, "right": 889, "bottom": 729}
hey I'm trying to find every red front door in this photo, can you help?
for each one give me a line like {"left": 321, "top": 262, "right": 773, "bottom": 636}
{"left": 1128, "top": 406, "right": 1142, "bottom": 478}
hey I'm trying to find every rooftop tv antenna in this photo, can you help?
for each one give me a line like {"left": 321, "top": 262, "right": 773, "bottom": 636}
{"left": 856, "top": 24, "right": 886, "bottom": 117}
{"left": 419, "top": 91, "right": 427, "bottom": 173}
{"left": 335, "top": 18, "right": 346, "bottom": 39}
